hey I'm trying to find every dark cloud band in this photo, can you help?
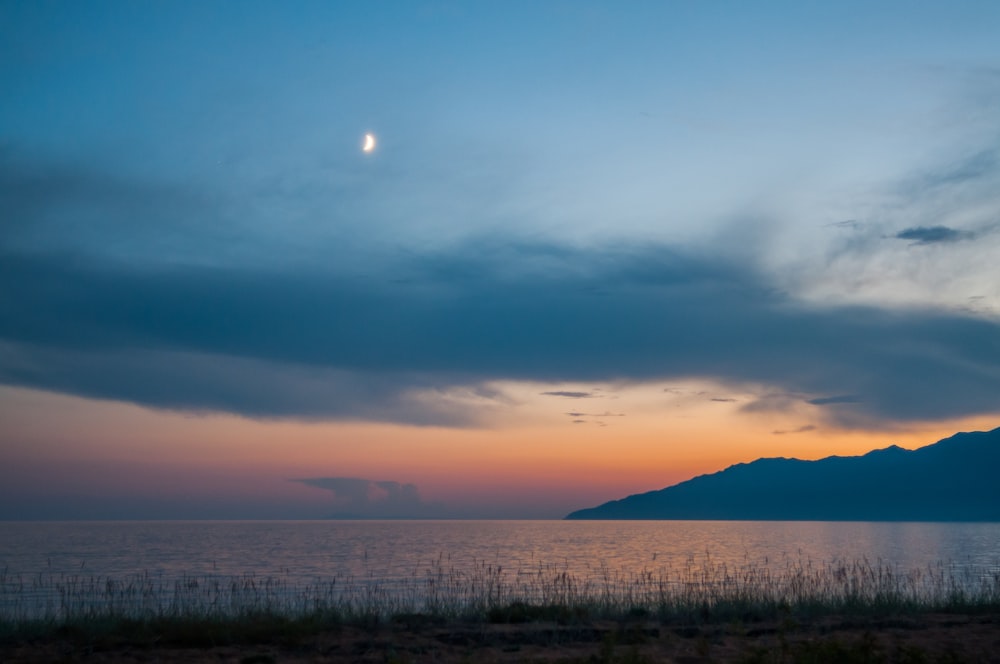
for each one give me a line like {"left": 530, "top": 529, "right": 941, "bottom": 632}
{"left": 1, "top": 240, "right": 998, "bottom": 426}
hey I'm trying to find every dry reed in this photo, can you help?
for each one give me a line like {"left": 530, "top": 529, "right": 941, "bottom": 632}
{"left": 2, "top": 554, "right": 998, "bottom": 629}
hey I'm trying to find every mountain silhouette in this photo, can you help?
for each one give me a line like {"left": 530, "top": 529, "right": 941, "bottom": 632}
{"left": 566, "top": 427, "right": 1000, "bottom": 521}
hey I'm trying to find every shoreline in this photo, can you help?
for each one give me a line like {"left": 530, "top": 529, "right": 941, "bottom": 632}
{"left": 3, "top": 610, "right": 998, "bottom": 662}
{"left": 4, "top": 554, "right": 997, "bottom": 661}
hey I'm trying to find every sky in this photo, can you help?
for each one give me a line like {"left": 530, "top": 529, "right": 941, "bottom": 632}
{"left": 2, "top": 1, "right": 999, "bottom": 519}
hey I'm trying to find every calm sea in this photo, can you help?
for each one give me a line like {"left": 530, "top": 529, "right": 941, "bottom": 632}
{"left": 3, "top": 520, "right": 999, "bottom": 584}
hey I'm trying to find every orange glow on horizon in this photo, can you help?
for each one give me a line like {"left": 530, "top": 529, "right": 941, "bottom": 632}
{"left": 2, "top": 385, "right": 997, "bottom": 518}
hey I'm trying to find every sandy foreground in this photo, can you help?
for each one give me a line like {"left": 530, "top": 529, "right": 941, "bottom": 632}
{"left": 3, "top": 613, "right": 999, "bottom": 663}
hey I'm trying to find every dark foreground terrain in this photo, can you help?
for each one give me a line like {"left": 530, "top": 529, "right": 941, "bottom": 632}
{"left": 4, "top": 611, "right": 999, "bottom": 663}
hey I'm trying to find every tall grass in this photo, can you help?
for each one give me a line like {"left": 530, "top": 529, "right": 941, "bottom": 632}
{"left": 2, "top": 554, "right": 999, "bottom": 631}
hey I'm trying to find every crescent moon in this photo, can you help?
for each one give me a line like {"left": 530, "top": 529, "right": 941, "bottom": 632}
{"left": 362, "top": 133, "right": 376, "bottom": 153}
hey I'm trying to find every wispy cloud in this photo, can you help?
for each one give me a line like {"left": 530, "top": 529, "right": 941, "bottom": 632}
{"left": 565, "top": 412, "right": 625, "bottom": 418}
{"left": 807, "top": 395, "right": 862, "bottom": 406}
{"left": 772, "top": 425, "right": 817, "bottom": 435}
{"left": 541, "top": 391, "right": 596, "bottom": 399}
{"left": 908, "top": 149, "right": 998, "bottom": 192}
{"left": 825, "top": 219, "right": 863, "bottom": 230}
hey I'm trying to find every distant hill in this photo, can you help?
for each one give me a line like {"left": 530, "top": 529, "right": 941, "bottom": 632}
{"left": 566, "top": 427, "right": 1000, "bottom": 521}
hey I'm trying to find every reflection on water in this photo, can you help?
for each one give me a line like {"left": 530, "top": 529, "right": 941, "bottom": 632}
{"left": 2, "top": 520, "right": 998, "bottom": 584}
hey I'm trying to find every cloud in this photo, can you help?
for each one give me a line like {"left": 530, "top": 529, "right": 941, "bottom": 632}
{"left": 291, "top": 477, "right": 442, "bottom": 518}
{"left": 1, "top": 238, "right": 999, "bottom": 428}
{"left": 710, "top": 397, "right": 737, "bottom": 403}
{"left": 0, "top": 151, "right": 218, "bottom": 261}
{"left": 799, "top": 134, "right": 1000, "bottom": 313}
{"left": 911, "top": 149, "right": 998, "bottom": 191}
{"left": 807, "top": 395, "right": 862, "bottom": 406}
{"left": 565, "top": 411, "right": 625, "bottom": 418}
{"left": 894, "top": 226, "right": 968, "bottom": 244}
{"left": 564, "top": 409, "right": 625, "bottom": 427}
{"left": 826, "top": 219, "right": 863, "bottom": 229}
{"left": 772, "top": 425, "right": 817, "bottom": 435}
{"left": 3, "top": 138, "right": 1000, "bottom": 431}
{"left": 0, "top": 341, "right": 491, "bottom": 426}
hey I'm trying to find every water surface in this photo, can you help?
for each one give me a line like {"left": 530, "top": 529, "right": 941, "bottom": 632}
{"left": 3, "top": 520, "right": 998, "bottom": 585}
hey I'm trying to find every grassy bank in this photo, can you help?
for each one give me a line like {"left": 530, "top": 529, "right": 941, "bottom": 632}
{"left": 3, "top": 555, "right": 998, "bottom": 643}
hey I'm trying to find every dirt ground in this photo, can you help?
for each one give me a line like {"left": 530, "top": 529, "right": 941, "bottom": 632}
{"left": 3, "top": 612, "right": 999, "bottom": 663}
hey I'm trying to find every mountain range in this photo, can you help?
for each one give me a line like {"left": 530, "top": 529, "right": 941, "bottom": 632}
{"left": 566, "top": 427, "right": 1000, "bottom": 521}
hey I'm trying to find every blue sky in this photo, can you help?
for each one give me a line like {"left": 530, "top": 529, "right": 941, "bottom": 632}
{"left": 7, "top": 2, "right": 999, "bottom": 257}
{"left": 2, "top": 1, "right": 1000, "bottom": 518}
{"left": 6, "top": 3, "right": 999, "bottom": 238}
